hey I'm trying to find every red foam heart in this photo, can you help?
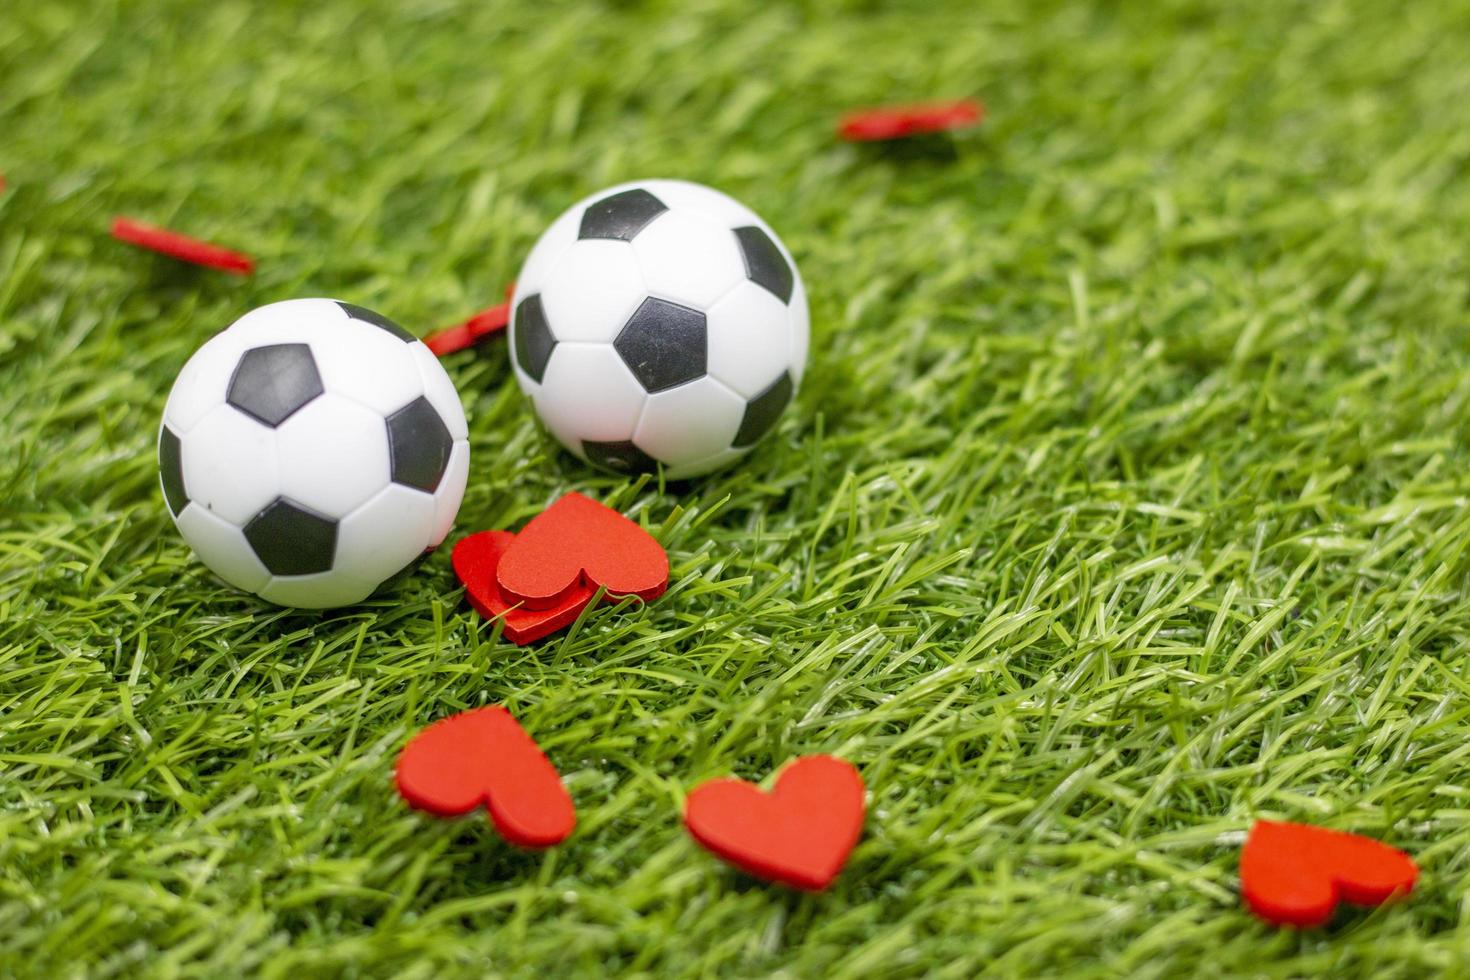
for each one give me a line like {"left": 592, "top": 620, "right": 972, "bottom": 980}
{"left": 453, "top": 530, "right": 596, "bottom": 645}
{"left": 1240, "top": 820, "right": 1418, "bottom": 927}
{"left": 684, "top": 755, "right": 864, "bottom": 891}
{"left": 395, "top": 706, "right": 575, "bottom": 848}
{"left": 496, "top": 492, "right": 668, "bottom": 610}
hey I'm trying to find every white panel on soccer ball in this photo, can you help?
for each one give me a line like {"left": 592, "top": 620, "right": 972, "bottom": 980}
{"left": 230, "top": 298, "right": 351, "bottom": 345}
{"left": 531, "top": 402, "right": 591, "bottom": 463}
{"left": 180, "top": 404, "right": 281, "bottom": 525}
{"left": 669, "top": 446, "right": 750, "bottom": 480}
{"left": 275, "top": 394, "right": 392, "bottom": 519}
{"left": 532, "top": 344, "right": 648, "bottom": 448}
{"left": 515, "top": 204, "right": 582, "bottom": 296}
{"left": 162, "top": 332, "right": 242, "bottom": 434}
{"left": 638, "top": 179, "right": 763, "bottom": 232}
{"left": 789, "top": 276, "right": 810, "bottom": 386}
{"left": 705, "top": 280, "right": 795, "bottom": 399}
{"left": 173, "top": 504, "right": 271, "bottom": 593}
{"left": 634, "top": 376, "right": 745, "bottom": 471}
{"left": 408, "top": 343, "right": 470, "bottom": 441}
{"left": 334, "top": 482, "right": 437, "bottom": 587}
{"left": 259, "top": 571, "right": 376, "bottom": 609}
{"left": 540, "top": 240, "right": 646, "bottom": 343}
{"left": 631, "top": 210, "right": 745, "bottom": 309}
{"left": 430, "top": 440, "right": 470, "bottom": 545}
{"left": 311, "top": 320, "right": 425, "bottom": 417}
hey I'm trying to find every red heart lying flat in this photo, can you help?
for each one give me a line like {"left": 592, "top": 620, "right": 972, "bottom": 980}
{"left": 1240, "top": 820, "right": 1418, "bottom": 926}
{"left": 837, "top": 99, "right": 984, "bottom": 142}
{"left": 496, "top": 492, "right": 668, "bottom": 610}
{"left": 395, "top": 706, "right": 575, "bottom": 848}
{"left": 684, "top": 755, "right": 864, "bottom": 891}
{"left": 453, "top": 530, "right": 596, "bottom": 645}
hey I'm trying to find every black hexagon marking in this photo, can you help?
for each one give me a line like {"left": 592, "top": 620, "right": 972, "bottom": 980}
{"left": 733, "top": 371, "right": 793, "bottom": 448}
{"left": 734, "top": 226, "right": 794, "bottom": 304}
{"left": 613, "top": 297, "right": 706, "bottom": 393}
{"left": 387, "top": 396, "right": 453, "bottom": 492}
{"left": 584, "top": 439, "right": 658, "bottom": 474}
{"left": 338, "top": 301, "right": 415, "bottom": 342}
{"left": 578, "top": 188, "right": 668, "bottom": 241}
{"left": 158, "top": 426, "right": 188, "bottom": 516}
{"left": 227, "top": 344, "right": 324, "bottom": 427}
{"left": 243, "top": 498, "right": 338, "bottom": 576}
{"left": 513, "top": 294, "right": 556, "bottom": 383}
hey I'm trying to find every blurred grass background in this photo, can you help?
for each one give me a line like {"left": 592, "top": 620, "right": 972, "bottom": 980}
{"left": 4, "top": 0, "right": 1470, "bottom": 975}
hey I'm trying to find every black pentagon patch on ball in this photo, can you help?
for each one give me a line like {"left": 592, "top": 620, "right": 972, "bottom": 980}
{"left": 513, "top": 294, "right": 556, "bottom": 383}
{"left": 227, "top": 343, "right": 324, "bottom": 427}
{"left": 584, "top": 439, "right": 658, "bottom": 474}
{"left": 387, "top": 396, "right": 453, "bottom": 492}
{"left": 338, "top": 301, "right": 415, "bottom": 342}
{"left": 613, "top": 297, "right": 706, "bottom": 393}
{"left": 733, "top": 371, "right": 793, "bottom": 448}
{"left": 158, "top": 426, "right": 188, "bottom": 516}
{"left": 243, "top": 498, "right": 338, "bottom": 576}
{"left": 733, "top": 226, "right": 794, "bottom": 304}
{"left": 578, "top": 188, "right": 668, "bottom": 241}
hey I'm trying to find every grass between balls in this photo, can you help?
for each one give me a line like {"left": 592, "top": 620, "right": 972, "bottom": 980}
{"left": 4, "top": 0, "right": 1470, "bottom": 975}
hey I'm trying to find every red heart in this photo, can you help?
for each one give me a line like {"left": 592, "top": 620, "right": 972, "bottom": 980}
{"left": 496, "top": 492, "right": 668, "bottom": 609}
{"left": 1240, "top": 820, "right": 1418, "bottom": 926}
{"left": 837, "top": 99, "right": 984, "bottom": 141}
{"left": 452, "top": 530, "right": 596, "bottom": 645}
{"left": 684, "top": 755, "right": 864, "bottom": 891}
{"left": 395, "top": 706, "right": 575, "bottom": 848}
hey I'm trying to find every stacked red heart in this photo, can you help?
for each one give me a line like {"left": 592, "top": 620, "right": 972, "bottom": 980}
{"left": 452, "top": 492, "right": 669, "bottom": 644}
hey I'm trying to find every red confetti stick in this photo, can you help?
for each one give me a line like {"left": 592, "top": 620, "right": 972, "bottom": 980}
{"left": 838, "top": 99, "right": 984, "bottom": 142}
{"left": 110, "top": 217, "right": 255, "bottom": 275}
{"left": 424, "top": 282, "right": 517, "bottom": 357}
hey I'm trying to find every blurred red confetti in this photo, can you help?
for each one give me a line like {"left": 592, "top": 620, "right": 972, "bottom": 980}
{"left": 424, "top": 282, "right": 516, "bottom": 357}
{"left": 838, "top": 99, "right": 984, "bottom": 141}
{"left": 110, "top": 217, "right": 255, "bottom": 275}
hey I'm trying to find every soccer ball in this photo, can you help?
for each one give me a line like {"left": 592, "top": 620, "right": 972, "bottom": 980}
{"left": 509, "top": 179, "right": 808, "bottom": 479}
{"left": 158, "top": 299, "right": 470, "bottom": 608}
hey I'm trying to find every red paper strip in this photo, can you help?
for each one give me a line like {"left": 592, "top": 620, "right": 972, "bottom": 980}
{"left": 838, "top": 99, "right": 984, "bottom": 142}
{"left": 111, "top": 217, "right": 254, "bottom": 275}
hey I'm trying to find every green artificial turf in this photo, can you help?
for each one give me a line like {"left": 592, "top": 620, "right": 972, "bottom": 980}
{"left": 5, "top": 0, "right": 1470, "bottom": 974}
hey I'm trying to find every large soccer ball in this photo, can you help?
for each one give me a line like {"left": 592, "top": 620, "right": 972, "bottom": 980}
{"left": 158, "top": 299, "right": 470, "bottom": 608}
{"left": 509, "top": 179, "right": 808, "bottom": 479}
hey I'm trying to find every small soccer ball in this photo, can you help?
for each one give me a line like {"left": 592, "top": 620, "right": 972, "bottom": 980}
{"left": 509, "top": 179, "right": 808, "bottom": 479}
{"left": 158, "top": 299, "right": 470, "bottom": 608}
